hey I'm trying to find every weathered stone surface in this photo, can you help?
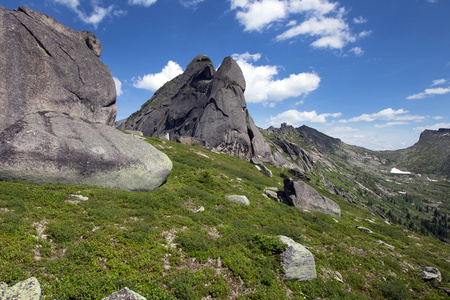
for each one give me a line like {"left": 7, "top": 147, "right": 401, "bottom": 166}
{"left": 117, "top": 55, "right": 274, "bottom": 163}
{"left": 356, "top": 226, "right": 373, "bottom": 234}
{"left": 102, "top": 287, "right": 147, "bottom": 300}
{"left": 278, "top": 235, "right": 317, "bottom": 281}
{"left": 284, "top": 178, "right": 341, "bottom": 218}
{"left": 0, "top": 112, "right": 172, "bottom": 191}
{"left": 0, "top": 277, "right": 41, "bottom": 300}
{"left": 225, "top": 195, "right": 250, "bottom": 206}
{"left": 0, "top": 6, "right": 116, "bottom": 132}
{"left": 251, "top": 157, "right": 273, "bottom": 178}
{"left": 422, "top": 266, "right": 442, "bottom": 282}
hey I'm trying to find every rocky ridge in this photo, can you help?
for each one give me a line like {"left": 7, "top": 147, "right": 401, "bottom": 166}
{"left": 117, "top": 55, "right": 287, "bottom": 166}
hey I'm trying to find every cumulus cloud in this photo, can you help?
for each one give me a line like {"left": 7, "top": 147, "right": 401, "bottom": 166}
{"left": 413, "top": 122, "right": 450, "bottom": 132}
{"left": 133, "top": 61, "right": 183, "bottom": 91}
{"left": 113, "top": 77, "right": 123, "bottom": 97}
{"left": 350, "top": 47, "right": 363, "bottom": 56}
{"left": 53, "top": 0, "right": 123, "bottom": 27}
{"left": 269, "top": 109, "right": 341, "bottom": 125}
{"left": 129, "top": 0, "right": 158, "bottom": 7}
{"left": 231, "top": 0, "right": 368, "bottom": 50}
{"left": 340, "top": 108, "right": 427, "bottom": 123}
{"left": 232, "top": 52, "right": 320, "bottom": 103}
{"left": 431, "top": 78, "right": 447, "bottom": 86}
{"left": 407, "top": 87, "right": 450, "bottom": 100}
{"left": 353, "top": 16, "right": 367, "bottom": 24}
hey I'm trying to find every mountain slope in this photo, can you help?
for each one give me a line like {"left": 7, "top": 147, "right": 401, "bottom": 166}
{"left": 0, "top": 136, "right": 449, "bottom": 299}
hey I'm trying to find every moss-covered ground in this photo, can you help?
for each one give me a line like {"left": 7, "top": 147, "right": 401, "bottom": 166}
{"left": 0, "top": 137, "right": 448, "bottom": 299}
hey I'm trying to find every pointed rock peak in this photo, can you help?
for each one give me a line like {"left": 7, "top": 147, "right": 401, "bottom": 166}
{"left": 185, "top": 55, "right": 215, "bottom": 78}
{"left": 216, "top": 56, "right": 246, "bottom": 91}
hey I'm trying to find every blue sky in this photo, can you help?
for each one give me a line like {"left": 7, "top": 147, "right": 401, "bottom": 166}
{"left": 5, "top": 0, "right": 450, "bottom": 150}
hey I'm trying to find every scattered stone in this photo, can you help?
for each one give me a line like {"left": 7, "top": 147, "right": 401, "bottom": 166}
{"left": 356, "top": 226, "right": 373, "bottom": 234}
{"left": 422, "top": 266, "right": 442, "bottom": 282}
{"left": 378, "top": 240, "right": 395, "bottom": 250}
{"left": 251, "top": 157, "right": 273, "bottom": 178}
{"left": 0, "top": 277, "right": 41, "bottom": 300}
{"left": 192, "top": 206, "right": 205, "bottom": 214}
{"left": 101, "top": 287, "right": 146, "bottom": 300}
{"left": 438, "top": 287, "right": 450, "bottom": 295}
{"left": 69, "top": 194, "right": 89, "bottom": 201}
{"left": 225, "top": 195, "right": 250, "bottom": 206}
{"left": 263, "top": 188, "right": 279, "bottom": 201}
{"left": 278, "top": 235, "right": 317, "bottom": 281}
{"left": 283, "top": 178, "right": 341, "bottom": 218}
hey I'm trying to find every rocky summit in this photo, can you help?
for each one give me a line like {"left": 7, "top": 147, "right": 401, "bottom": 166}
{"left": 117, "top": 55, "right": 280, "bottom": 164}
{"left": 0, "top": 6, "right": 172, "bottom": 191}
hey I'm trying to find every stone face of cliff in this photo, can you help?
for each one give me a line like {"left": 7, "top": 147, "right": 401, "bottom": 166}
{"left": 0, "top": 6, "right": 172, "bottom": 191}
{"left": 0, "top": 5, "right": 117, "bottom": 131}
{"left": 118, "top": 55, "right": 275, "bottom": 163}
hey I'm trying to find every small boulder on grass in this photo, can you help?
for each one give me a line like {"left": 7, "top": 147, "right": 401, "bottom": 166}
{"left": 422, "top": 266, "right": 442, "bottom": 282}
{"left": 102, "top": 287, "right": 146, "bottom": 300}
{"left": 225, "top": 195, "right": 250, "bottom": 206}
{"left": 0, "top": 277, "right": 41, "bottom": 300}
{"left": 278, "top": 235, "right": 317, "bottom": 281}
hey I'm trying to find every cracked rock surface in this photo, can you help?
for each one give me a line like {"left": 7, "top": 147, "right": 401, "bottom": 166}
{"left": 117, "top": 55, "right": 275, "bottom": 163}
{"left": 0, "top": 5, "right": 116, "bottom": 132}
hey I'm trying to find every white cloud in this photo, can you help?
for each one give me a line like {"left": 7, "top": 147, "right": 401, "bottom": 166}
{"left": 353, "top": 16, "right": 367, "bottom": 24}
{"left": 231, "top": 0, "right": 368, "bottom": 50}
{"left": 431, "top": 78, "right": 447, "bottom": 86}
{"left": 53, "top": 0, "right": 122, "bottom": 27}
{"left": 269, "top": 109, "right": 341, "bottom": 125}
{"left": 232, "top": 0, "right": 287, "bottom": 32}
{"left": 340, "top": 108, "right": 427, "bottom": 123}
{"left": 232, "top": 52, "right": 320, "bottom": 103}
{"left": 374, "top": 121, "right": 409, "bottom": 128}
{"left": 113, "top": 77, "right": 123, "bottom": 97}
{"left": 133, "top": 61, "right": 183, "bottom": 91}
{"left": 407, "top": 87, "right": 450, "bottom": 100}
{"left": 350, "top": 47, "right": 363, "bottom": 56}
{"left": 179, "top": 0, "right": 205, "bottom": 8}
{"left": 129, "top": 0, "right": 158, "bottom": 7}
{"left": 413, "top": 122, "right": 450, "bottom": 132}
{"left": 358, "top": 30, "right": 372, "bottom": 38}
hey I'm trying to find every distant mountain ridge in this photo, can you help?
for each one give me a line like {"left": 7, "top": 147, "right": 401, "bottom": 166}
{"left": 380, "top": 128, "right": 450, "bottom": 176}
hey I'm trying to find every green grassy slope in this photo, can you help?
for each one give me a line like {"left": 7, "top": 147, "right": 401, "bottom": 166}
{"left": 0, "top": 137, "right": 449, "bottom": 299}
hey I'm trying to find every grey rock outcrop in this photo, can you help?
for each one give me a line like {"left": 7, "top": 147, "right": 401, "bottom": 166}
{"left": 0, "top": 6, "right": 172, "bottom": 191}
{"left": 422, "top": 266, "right": 442, "bottom": 282}
{"left": 284, "top": 178, "right": 341, "bottom": 218}
{"left": 0, "top": 277, "right": 41, "bottom": 300}
{"left": 0, "top": 112, "right": 172, "bottom": 191}
{"left": 278, "top": 235, "right": 317, "bottom": 281}
{"left": 225, "top": 195, "right": 250, "bottom": 206}
{"left": 117, "top": 55, "right": 274, "bottom": 163}
{"left": 0, "top": 5, "right": 116, "bottom": 132}
{"left": 102, "top": 287, "right": 147, "bottom": 300}
{"left": 356, "top": 226, "right": 373, "bottom": 234}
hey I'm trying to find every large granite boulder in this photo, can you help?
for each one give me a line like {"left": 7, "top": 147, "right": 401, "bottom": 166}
{"left": 0, "top": 5, "right": 116, "bottom": 132}
{"left": 278, "top": 235, "right": 317, "bottom": 281}
{"left": 0, "top": 277, "right": 41, "bottom": 300}
{"left": 284, "top": 178, "right": 341, "bottom": 218}
{"left": 117, "top": 55, "right": 274, "bottom": 163}
{"left": 0, "top": 6, "right": 171, "bottom": 190}
{"left": 0, "top": 112, "right": 172, "bottom": 191}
